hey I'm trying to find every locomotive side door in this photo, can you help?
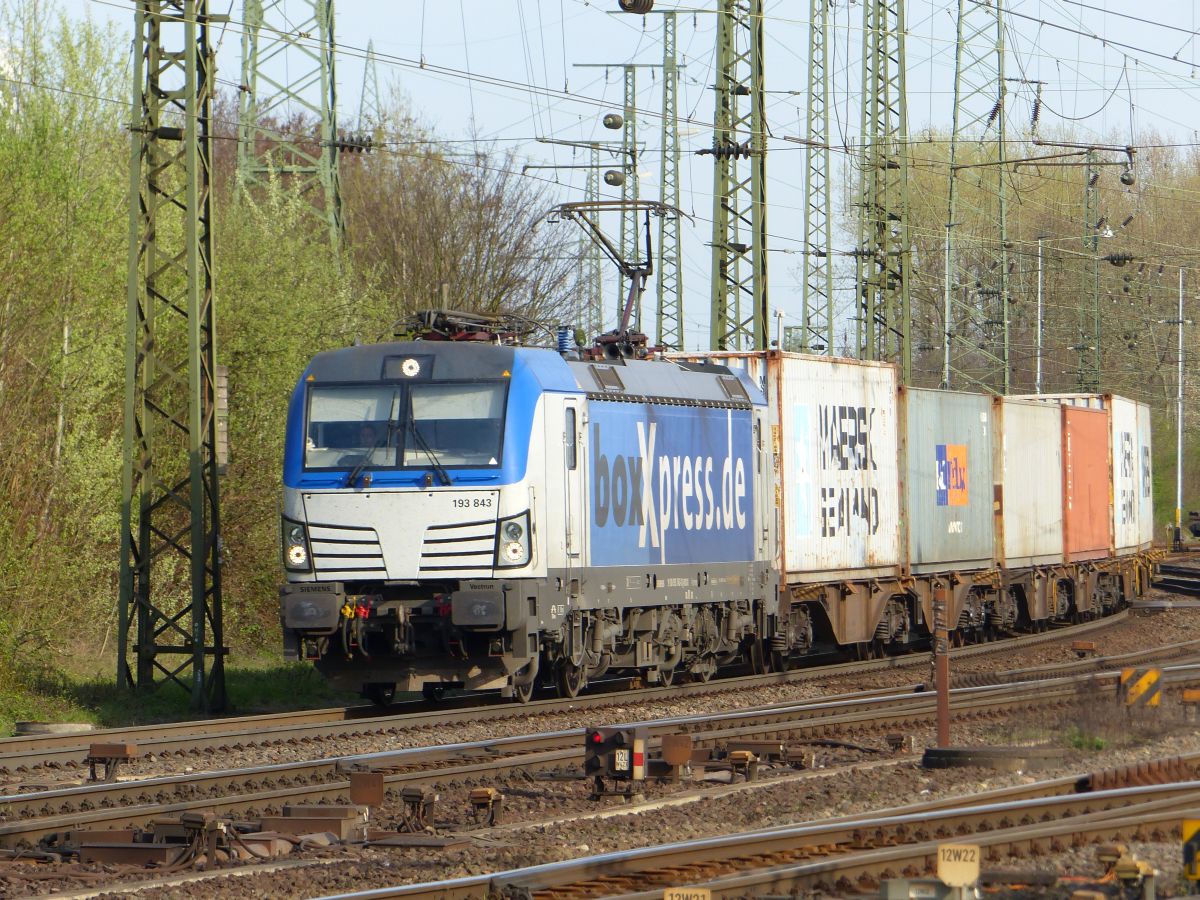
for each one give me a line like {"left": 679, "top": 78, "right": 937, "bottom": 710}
{"left": 563, "top": 399, "right": 585, "bottom": 568}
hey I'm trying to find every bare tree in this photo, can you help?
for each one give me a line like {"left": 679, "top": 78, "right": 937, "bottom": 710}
{"left": 342, "top": 142, "right": 579, "bottom": 334}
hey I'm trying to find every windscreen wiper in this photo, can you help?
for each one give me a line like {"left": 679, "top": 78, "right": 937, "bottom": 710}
{"left": 346, "top": 430, "right": 386, "bottom": 489}
{"left": 406, "top": 395, "right": 453, "bottom": 486}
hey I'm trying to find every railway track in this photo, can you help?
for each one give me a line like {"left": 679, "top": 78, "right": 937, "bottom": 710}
{"left": 0, "top": 611, "right": 1133, "bottom": 776}
{"left": 310, "top": 761, "right": 1200, "bottom": 899}
{"left": 4, "top": 657, "right": 1200, "bottom": 851}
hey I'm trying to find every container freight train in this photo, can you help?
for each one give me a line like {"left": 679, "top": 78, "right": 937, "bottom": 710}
{"left": 279, "top": 336, "right": 1156, "bottom": 703}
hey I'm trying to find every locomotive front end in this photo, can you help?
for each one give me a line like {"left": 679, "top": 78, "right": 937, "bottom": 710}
{"left": 279, "top": 340, "right": 552, "bottom": 702}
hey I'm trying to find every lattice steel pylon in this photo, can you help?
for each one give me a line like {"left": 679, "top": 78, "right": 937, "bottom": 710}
{"left": 618, "top": 65, "right": 640, "bottom": 328}
{"left": 358, "top": 38, "right": 382, "bottom": 133}
{"left": 237, "top": 0, "right": 343, "bottom": 246}
{"left": 856, "top": 0, "right": 912, "bottom": 379}
{"left": 582, "top": 145, "right": 605, "bottom": 337}
{"left": 1077, "top": 150, "right": 1101, "bottom": 390}
{"left": 942, "top": 0, "right": 1009, "bottom": 392}
{"left": 800, "top": 0, "right": 833, "bottom": 353}
{"left": 707, "top": 0, "right": 768, "bottom": 351}
{"left": 119, "top": 0, "right": 227, "bottom": 712}
{"left": 656, "top": 11, "right": 683, "bottom": 351}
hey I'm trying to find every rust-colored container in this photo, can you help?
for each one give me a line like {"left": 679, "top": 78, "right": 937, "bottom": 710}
{"left": 1061, "top": 406, "right": 1112, "bottom": 562}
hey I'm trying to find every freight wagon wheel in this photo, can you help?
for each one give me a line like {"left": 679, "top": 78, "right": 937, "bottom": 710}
{"left": 747, "top": 638, "right": 768, "bottom": 675}
{"left": 690, "top": 659, "right": 716, "bottom": 683}
{"left": 556, "top": 660, "right": 587, "bottom": 699}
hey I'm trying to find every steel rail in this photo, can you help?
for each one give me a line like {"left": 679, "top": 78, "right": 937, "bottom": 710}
{"left": 304, "top": 778, "right": 1200, "bottom": 899}
{"left": 4, "top": 664, "right": 1198, "bottom": 849}
{"left": 0, "top": 611, "right": 1131, "bottom": 775}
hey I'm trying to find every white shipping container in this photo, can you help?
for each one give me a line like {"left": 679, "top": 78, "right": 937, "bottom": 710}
{"left": 995, "top": 398, "right": 1064, "bottom": 567}
{"left": 1110, "top": 396, "right": 1140, "bottom": 554}
{"left": 774, "top": 355, "right": 901, "bottom": 580}
{"left": 666, "top": 352, "right": 901, "bottom": 581}
{"left": 1136, "top": 402, "right": 1155, "bottom": 548}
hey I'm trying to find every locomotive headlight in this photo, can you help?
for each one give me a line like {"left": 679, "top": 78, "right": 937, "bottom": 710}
{"left": 283, "top": 518, "right": 311, "bottom": 571}
{"left": 495, "top": 511, "right": 531, "bottom": 568}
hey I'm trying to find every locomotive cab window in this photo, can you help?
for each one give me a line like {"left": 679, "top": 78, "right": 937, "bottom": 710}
{"left": 404, "top": 382, "right": 506, "bottom": 467}
{"left": 305, "top": 385, "right": 400, "bottom": 469}
{"left": 565, "top": 408, "right": 577, "bottom": 470}
{"left": 303, "top": 381, "right": 507, "bottom": 470}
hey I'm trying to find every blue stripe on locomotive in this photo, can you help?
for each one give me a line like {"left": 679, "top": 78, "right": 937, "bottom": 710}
{"left": 282, "top": 345, "right": 580, "bottom": 490}
{"left": 588, "top": 402, "right": 755, "bottom": 566}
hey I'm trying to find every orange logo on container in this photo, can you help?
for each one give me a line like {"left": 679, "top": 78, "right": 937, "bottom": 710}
{"left": 935, "top": 444, "right": 968, "bottom": 507}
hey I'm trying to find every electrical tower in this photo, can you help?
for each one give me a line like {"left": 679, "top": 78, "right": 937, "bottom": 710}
{"left": 800, "top": 0, "right": 833, "bottom": 353}
{"left": 358, "top": 38, "right": 383, "bottom": 133}
{"left": 656, "top": 11, "right": 683, "bottom": 351}
{"left": 942, "top": 0, "right": 1009, "bottom": 392}
{"left": 237, "top": 0, "right": 343, "bottom": 246}
{"left": 1077, "top": 150, "right": 1101, "bottom": 390}
{"left": 619, "top": 66, "right": 640, "bottom": 327}
{"left": 856, "top": 0, "right": 912, "bottom": 379}
{"left": 577, "top": 62, "right": 655, "bottom": 326}
{"left": 582, "top": 144, "right": 605, "bottom": 337}
{"left": 707, "top": 0, "right": 768, "bottom": 351}
{"left": 120, "top": 0, "right": 227, "bottom": 712}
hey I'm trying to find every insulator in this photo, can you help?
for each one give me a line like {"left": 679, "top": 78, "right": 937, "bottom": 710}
{"left": 602, "top": 113, "right": 624, "bottom": 130}
{"left": 984, "top": 99, "right": 1001, "bottom": 130}
{"left": 1030, "top": 97, "right": 1041, "bottom": 128}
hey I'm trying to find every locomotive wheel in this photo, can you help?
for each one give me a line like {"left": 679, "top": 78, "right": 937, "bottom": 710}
{"left": 691, "top": 659, "right": 716, "bottom": 683}
{"left": 770, "top": 650, "right": 789, "bottom": 673}
{"left": 421, "top": 684, "right": 446, "bottom": 702}
{"left": 658, "top": 665, "right": 676, "bottom": 687}
{"left": 366, "top": 683, "right": 396, "bottom": 707}
{"left": 556, "top": 660, "right": 587, "bottom": 699}
{"left": 512, "top": 677, "right": 534, "bottom": 704}
{"left": 510, "top": 658, "right": 538, "bottom": 703}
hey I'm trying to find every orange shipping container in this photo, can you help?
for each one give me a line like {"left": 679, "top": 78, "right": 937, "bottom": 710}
{"left": 1061, "top": 406, "right": 1111, "bottom": 562}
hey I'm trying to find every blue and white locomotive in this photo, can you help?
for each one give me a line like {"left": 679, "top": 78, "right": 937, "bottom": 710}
{"left": 279, "top": 318, "right": 778, "bottom": 702}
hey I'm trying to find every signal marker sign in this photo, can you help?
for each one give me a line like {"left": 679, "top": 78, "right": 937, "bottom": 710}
{"left": 937, "top": 843, "right": 980, "bottom": 887}
{"left": 1120, "top": 667, "right": 1162, "bottom": 707}
{"left": 1184, "top": 819, "right": 1200, "bottom": 880}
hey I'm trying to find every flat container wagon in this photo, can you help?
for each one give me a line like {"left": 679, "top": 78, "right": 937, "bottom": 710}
{"left": 899, "top": 387, "right": 994, "bottom": 574}
{"left": 992, "top": 398, "right": 1065, "bottom": 568}
{"left": 1062, "top": 405, "right": 1112, "bottom": 562}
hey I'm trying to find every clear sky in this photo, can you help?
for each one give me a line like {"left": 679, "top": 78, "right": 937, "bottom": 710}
{"left": 57, "top": 0, "right": 1200, "bottom": 349}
